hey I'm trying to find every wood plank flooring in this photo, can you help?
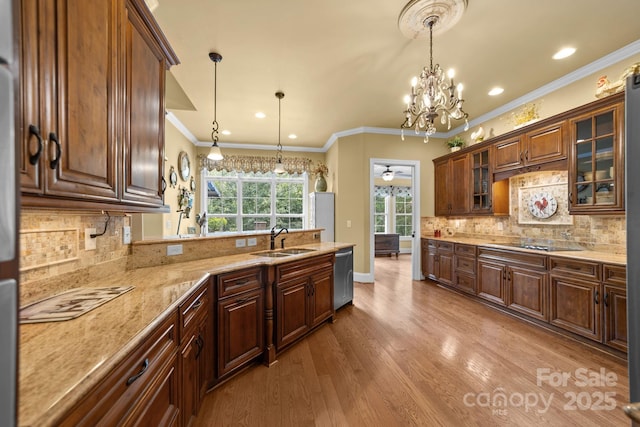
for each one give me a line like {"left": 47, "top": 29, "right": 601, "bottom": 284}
{"left": 194, "top": 255, "right": 630, "bottom": 426}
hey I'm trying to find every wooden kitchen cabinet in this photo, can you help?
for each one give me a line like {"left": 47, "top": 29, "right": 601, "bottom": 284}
{"left": 18, "top": 0, "right": 178, "bottom": 211}
{"left": 493, "top": 121, "right": 567, "bottom": 174}
{"left": 477, "top": 247, "right": 548, "bottom": 319}
{"left": 603, "top": 264, "right": 627, "bottom": 352}
{"left": 453, "top": 243, "right": 477, "bottom": 295}
{"left": 423, "top": 239, "right": 453, "bottom": 286}
{"left": 216, "top": 267, "right": 264, "bottom": 379}
{"left": 549, "top": 257, "right": 602, "bottom": 341}
{"left": 568, "top": 94, "right": 624, "bottom": 214}
{"left": 179, "top": 281, "right": 210, "bottom": 427}
{"left": 60, "top": 313, "right": 180, "bottom": 427}
{"left": 434, "top": 154, "right": 469, "bottom": 216}
{"left": 275, "top": 254, "right": 335, "bottom": 350}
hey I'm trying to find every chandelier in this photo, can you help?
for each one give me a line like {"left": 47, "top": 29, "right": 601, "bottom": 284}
{"left": 207, "top": 52, "right": 224, "bottom": 160}
{"left": 401, "top": 15, "right": 468, "bottom": 142}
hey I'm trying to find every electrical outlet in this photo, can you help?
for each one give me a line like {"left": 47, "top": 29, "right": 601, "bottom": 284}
{"left": 85, "top": 228, "right": 97, "bottom": 251}
{"left": 122, "top": 226, "right": 131, "bottom": 244}
{"left": 166, "top": 244, "right": 183, "bottom": 256}
{"left": 247, "top": 237, "right": 257, "bottom": 246}
{"left": 235, "top": 239, "right": 246, "bottom": 248}
{"left": 346, "top": 220, "right": 352, "bottom": 228}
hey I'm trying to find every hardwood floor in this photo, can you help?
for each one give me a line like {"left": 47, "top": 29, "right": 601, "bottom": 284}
{"left": 195, "top": 254, "right": 630, "bottom": 426}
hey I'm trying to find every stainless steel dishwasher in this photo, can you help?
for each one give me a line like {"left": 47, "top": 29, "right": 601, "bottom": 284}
{"left": 334, "top": 246, "right": 354, "bottom": 310}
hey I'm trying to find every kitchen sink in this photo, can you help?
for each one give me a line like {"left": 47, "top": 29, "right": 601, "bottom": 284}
{"left": 280, "top": 248, "right": 316, "bottom": 255}
{"left": 251, "top": 247, "right": 317, "bottom": 258}
{"left": 251, "top": 251, "right": 292, "bottom": 258}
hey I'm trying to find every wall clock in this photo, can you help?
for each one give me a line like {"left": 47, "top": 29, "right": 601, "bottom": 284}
{"left": 528, "top": 191, "right": 558, "bottom": 219}
{"left": 178, "top": 151, "right": 190, "bottom": 181}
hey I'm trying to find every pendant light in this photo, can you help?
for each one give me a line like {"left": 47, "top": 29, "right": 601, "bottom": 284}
{"left": 207, "top": 52, "right": 224, "bottom": 161}
{"left": 274, "top": 91, "right": 285, "bottom": 174}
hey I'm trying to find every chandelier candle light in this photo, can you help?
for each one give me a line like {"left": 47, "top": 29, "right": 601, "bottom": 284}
{"left": 207, "top": 52, "right": 224, "bottom": 161}
{"left": 400, "top": 15, "right": 468, "bottom": 142}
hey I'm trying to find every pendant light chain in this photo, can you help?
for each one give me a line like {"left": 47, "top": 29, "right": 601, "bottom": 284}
{"left": 211, "top": 59, "right": 219, "bottom": 143}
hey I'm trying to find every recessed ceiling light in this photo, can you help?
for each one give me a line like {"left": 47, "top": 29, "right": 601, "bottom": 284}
{"left": 553, "top": 47, "right": 576, "bottom": 60}
{"left": 488, "top": 87, "right": 504, "bottom": 96}
{"left": 288, "top": 134, "right": 297, "bottom": 139}
{"left": 221, "top": 130, "right": 231, "bottom": 135}
{"left": 255, "top": 112, "right": 266, "bottom": 119}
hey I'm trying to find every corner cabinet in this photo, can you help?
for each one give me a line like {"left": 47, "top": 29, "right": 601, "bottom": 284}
{"left": 18, "top": 0, "right": 179, "bottom": 212}
{"left": 568, "top": 95, "right": 624, "bottom": 214}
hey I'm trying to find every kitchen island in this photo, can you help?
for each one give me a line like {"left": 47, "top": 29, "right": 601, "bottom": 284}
{"left": 19, "top": 242, "right": 353, "bottom": 427}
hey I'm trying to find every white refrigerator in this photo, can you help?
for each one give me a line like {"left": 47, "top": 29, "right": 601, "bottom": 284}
{"left": 309, "top": 192, "right": 334, "bottom": 242}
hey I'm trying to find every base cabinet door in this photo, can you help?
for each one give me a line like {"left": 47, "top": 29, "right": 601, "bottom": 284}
{"left": 310, "top": 269, "right": 334, "bottom": 327}
{"left": 477, "top": 260, "right": 506, "bottom": 306}
{"left": 276, "top": 279, "right": 310, "bottom": 349}
{"left": 550, "top": 276, "right": 601, "bottom": 341}
{"left": 217, "top": 288, "right": 264, "bottom": 377}
{"left": 604, "top": 284, "right": 627, "bottom": 352}
{"left": 180, "top": 333, "right": 200, "bottom": 427}
{"left": 507, "top": 266, "right": 548, "bottom": 321}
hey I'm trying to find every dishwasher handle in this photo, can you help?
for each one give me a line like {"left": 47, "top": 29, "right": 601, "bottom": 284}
{"left": 335, "top": 250, "right": 352, "bottom": 258}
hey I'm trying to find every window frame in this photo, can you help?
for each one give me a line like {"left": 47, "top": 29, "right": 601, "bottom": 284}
{"left": 201, "top": 169, "right": 308, "bottom": 234}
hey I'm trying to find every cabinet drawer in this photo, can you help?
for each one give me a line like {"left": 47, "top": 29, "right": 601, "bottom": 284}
{"left": 217, "top": 267, "right": 263, "bottom": 298}
{"left": 61, "top": 313, "right": 178, "bottom": 426}
{"left": 603, "top": 264, "right": 626, "bottom": 287}
{"left": 455, "top": 255, "right": 476, "bottom": 274}
{"left": 179, "top": 281, "right": 209, "bottom": 340}
{"left": 455, "top": 243, "right": 476, "bottom": 257}
{"left": 549, "top": 257, "right": 600, "bottom": 281}
{"left": 478, "top": 247, "right": 547, "bottom": 270}
{"left": 437, "top": 241, "right": 454, "bottom": 252}
{"left": 276, "top": 253, "right": 334, "bottom": 283}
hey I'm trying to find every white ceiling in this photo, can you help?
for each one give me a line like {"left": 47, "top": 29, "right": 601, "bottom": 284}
{"left": 152, "top": 0, "right": 640, "bottom": 151}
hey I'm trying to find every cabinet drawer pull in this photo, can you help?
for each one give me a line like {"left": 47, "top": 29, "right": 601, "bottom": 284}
{"left": 604, "top": 292, "right": 609, "bottom": 307}
{"left": 235, "top": 297, "right": 250, "bottom": 304}
{"left": 594, "top": 290, "right": 599, "bottom": 305}
{"left": 235, "top": 279, "right": 249, "bottom": 286}
{"left": 191, "top": 299, "right": 203, "bottom": 311}
{"left": 49, "top": 132, "right": 62, "bottom": 170}
{"left": 126, "top": 358, "right": 149, "bottom": 386}
{"left": 28, "top": 125, "right": 44, "bottom": 165}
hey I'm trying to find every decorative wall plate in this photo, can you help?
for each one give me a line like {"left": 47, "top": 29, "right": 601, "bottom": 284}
{"left": 178, "top": 151, "right": 190, "bottom": 181}
{"left": 169, "top": 166, "right": 178, "bottom": 188}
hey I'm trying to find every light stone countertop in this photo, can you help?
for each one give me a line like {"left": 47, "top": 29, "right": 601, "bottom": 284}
{"left": 19, "top": 242, "right": 354, "bottom": 427}
{"left": 421, "top": 236, "right": 626, "bottom": 266}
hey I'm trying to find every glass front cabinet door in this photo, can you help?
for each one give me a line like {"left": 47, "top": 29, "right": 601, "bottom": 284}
{"left": 471, "top": 148, "right": 491, "bottom": 213}
{"left": 568, "top": 99, "right": 624, "bottom": 214}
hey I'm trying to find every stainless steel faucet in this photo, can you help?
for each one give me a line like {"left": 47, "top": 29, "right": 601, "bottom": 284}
{"left": 270, "top": 226, "right": 289, "bottom": 250}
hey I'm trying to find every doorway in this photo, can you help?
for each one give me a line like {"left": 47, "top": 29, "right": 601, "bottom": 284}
{"left": 369, "top": 159, "right": 421, "bottom": 282}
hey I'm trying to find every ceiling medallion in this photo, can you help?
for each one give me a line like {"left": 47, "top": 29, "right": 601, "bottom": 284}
{"left": 398, "top": 0, "right": 467, "bottom": 39}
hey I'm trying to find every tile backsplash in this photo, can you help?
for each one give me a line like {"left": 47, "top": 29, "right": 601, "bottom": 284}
{"left": 422, "top": 171, "right": 626, "bottom": 254}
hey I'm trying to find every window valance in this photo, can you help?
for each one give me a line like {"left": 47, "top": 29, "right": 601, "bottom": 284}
{"left": 198, "top": 154, "right": 312, "bottom": 175}
{"left": 374, "top": 185, "right": 412, "bottom": 198}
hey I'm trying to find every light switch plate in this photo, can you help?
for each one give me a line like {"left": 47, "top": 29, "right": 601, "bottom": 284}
{"left": 247, "top": 238, "right": 257, "bottom": 246}
{"left": 235, "top": 239, "right": 246, "bottom": 248}
{"left": 85, "top": 228, "right": 96, "bottom": 251}
{"left": 167, "top": 244, "right": 183, "bottom": 256}
{"left": 122, "top": 226, "right": 131, "bottom": 244}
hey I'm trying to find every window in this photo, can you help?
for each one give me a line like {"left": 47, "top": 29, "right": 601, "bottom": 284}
{"left": 395, "top": 195, "right": 413, "bottom": 237}
{"left": 374, "top": 195, "right": 387, "bottom": 233}
{"left": 204, "top": 170, "right": 307, "bottom": 233}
